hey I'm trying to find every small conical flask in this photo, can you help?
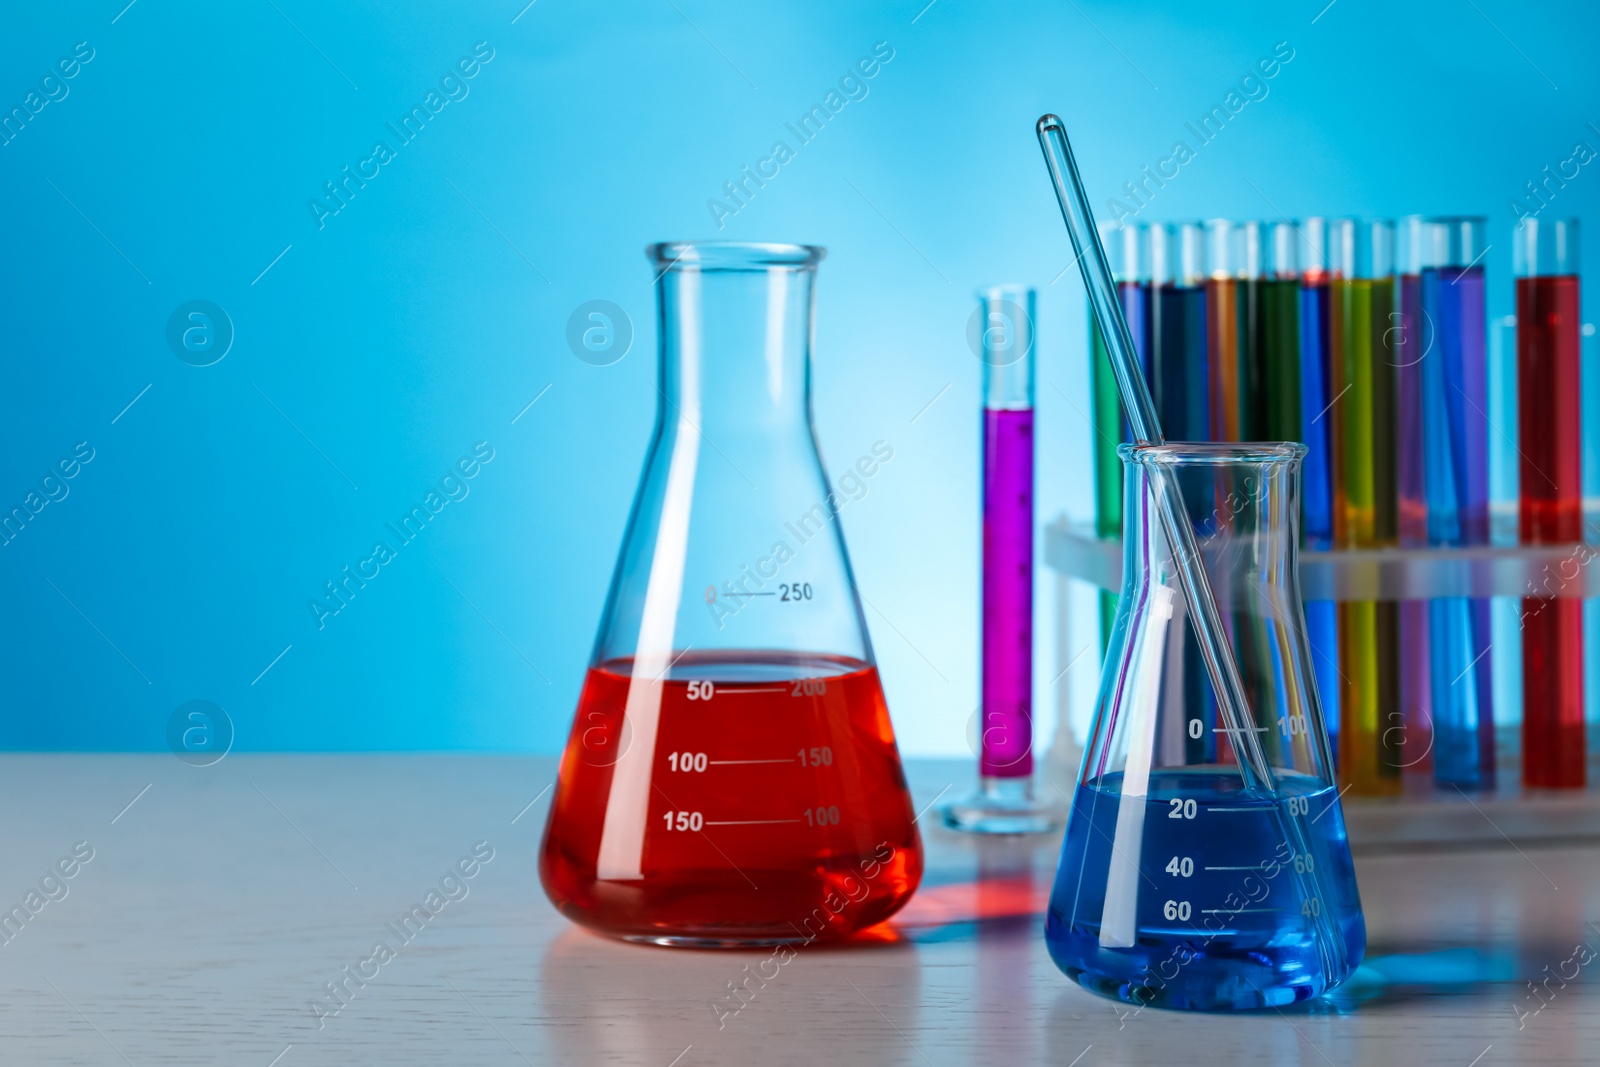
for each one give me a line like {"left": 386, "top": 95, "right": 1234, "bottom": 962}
{"left": 540, "top": 242, "right": 923, "bottom": 946}
{"left": 1047, "top": 443, "right": 1366, "bottom": 1010}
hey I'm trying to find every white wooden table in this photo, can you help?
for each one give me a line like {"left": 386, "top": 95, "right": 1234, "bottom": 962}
{"left": 2, "top": 754, "right": 1597, "bottom": 1065}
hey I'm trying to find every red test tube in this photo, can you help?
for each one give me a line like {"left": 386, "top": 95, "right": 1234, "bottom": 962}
{"left": 1515, "top": 217, "right": 1586, "bottom": 788}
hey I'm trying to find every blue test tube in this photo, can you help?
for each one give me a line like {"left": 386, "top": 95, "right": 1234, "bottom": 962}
{"left": 1298, "top": 218, "right": 1341, "bottom": 767}
{"left": 1421, "top": 218, "right": 1495, "bottom": 788}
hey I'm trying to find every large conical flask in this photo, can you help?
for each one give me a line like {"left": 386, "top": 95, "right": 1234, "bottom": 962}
{"left": 540, "top": 242, "right": 923, "bottom": 946}
{"left": 1046, "top": 443, "right": 1365, "bottom": 1009}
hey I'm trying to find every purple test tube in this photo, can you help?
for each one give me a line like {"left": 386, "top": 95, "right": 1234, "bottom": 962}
{"left": 1396, "top": 219, "right": 1433, "bottom": 774}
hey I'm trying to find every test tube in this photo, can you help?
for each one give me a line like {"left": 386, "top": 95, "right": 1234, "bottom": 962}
{"left": 1152, "top": 223, "right": 1216, "bottom": 764}
{"left": 1257, "top": 220, "right": 1302, "bottom": 442}
{"left": 1489, "top": 309, "right": 1522, "bottom": 776}
{"left": 1151, "top": 223, "right": 1211, "bottom": 443}
{"left": 1090, "top": 223, "right": 1151, "bottom": 651}
{"left": 943, "top": 286, "right": 1058, "bottom": 833}
{"left": 1515, "top": 218, "right": 1586, "bottom": 788}
{"left": 1299, "top": 218, "right": 1341, "bottom": 766}
{"left": 1397, "top": 219, "right": 1432, "bottom": 547}
{"left": 1586, "top": 322, "right": 1600, "bottom": 753}
{"left": 1235, "top": 220, "right": 1299, "bottom": 442}
{"left": 1235, "top": 220, "right": 1304, "bottom": 764}
{"left": 1422, "top": 217, "right": 1495, "bottom": 787}
{"left": 1206, "top": 219, "right": 1244, "bottom": 441}
{"left": 1331, "top": 218, "right": 1402, "bottom": 794}
{"left": 1396, "top": 218, "right": 1434, "bottom": 777}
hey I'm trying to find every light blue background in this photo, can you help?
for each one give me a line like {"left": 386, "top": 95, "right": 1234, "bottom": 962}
{"left": 1, "top": 0, "right": 1595, "bottom": 753}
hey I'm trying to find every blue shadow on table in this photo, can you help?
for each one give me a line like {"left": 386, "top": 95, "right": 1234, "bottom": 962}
{"left": 1326, "top": 945, "right": 1520, "bottom": 1009}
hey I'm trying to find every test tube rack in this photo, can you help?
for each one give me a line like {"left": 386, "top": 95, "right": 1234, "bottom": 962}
{"left": 1046, "top": 518, "right": 1600, "bottom": 847}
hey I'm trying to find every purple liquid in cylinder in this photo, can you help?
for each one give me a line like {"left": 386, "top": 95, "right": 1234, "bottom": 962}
{"left": 982, "top": 407, "right": 1034, "bottom": 777}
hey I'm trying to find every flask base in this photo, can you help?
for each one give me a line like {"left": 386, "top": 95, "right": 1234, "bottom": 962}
{"left": 1058, "top": 960, "right": 1332, "bottom": 1012}
{"left": 940, "top": 776, "right": 1063, "bottom": 835}
{"left": 619, "top": 931, "right": 813, "bottom": 949}
{"left": 542, "top": 850, "right": 924, "bottom": 948}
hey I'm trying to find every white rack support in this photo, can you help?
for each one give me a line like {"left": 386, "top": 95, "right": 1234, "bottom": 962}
{"left": 1044, "top": 519, "right": 1600, "bottom": 601}
{"left": 1045, "top": 516, "right": 1600, "bottom": 845}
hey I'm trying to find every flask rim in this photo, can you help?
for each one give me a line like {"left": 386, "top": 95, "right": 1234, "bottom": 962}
{"left": 1119, "top": 441, "right": 1307, "bottom": 466}
{"left": 647, "top": 241, "right": 826, "bottom": 272}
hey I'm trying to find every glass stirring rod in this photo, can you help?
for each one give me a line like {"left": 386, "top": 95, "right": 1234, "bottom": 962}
{"left": 1033, "top": 115, "right": 1273, "bottom": 795}
{"left": 1036, "top": 114, "right": 1350, "bottom": 984}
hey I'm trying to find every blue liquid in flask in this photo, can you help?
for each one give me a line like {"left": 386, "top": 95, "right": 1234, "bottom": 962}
{"left": 1047, "top": 443, "right": 1366, "bottom": 1011}
{"left": 1046, "top": 769, "right": 1364, "bottom": 1011}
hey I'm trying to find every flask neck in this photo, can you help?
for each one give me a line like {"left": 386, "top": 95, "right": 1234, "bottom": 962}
{"left": 655, "top": 267, "right": 815, "bottom": 433}
{"left": 1122, "top": 452, "right": 1302, "bottom": 590}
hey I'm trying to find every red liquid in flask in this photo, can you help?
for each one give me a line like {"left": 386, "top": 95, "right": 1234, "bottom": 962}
{"left": 540, "top": 651, "right": 923, "bottom": 945}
